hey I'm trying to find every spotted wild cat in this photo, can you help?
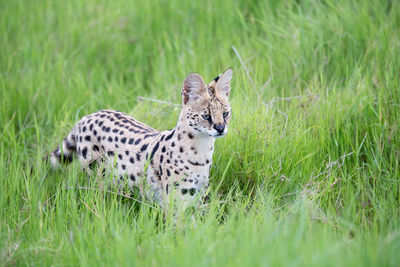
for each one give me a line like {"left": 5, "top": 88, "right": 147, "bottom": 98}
{"left": 48, "top": 69, "right": 233, "bottom": 209}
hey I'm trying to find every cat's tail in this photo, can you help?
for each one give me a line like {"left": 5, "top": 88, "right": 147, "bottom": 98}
{"left": 46, "top": 130, "right": 77, "bottom": 170}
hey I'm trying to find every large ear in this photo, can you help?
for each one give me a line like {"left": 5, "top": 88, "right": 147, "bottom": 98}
{"left": 182, "top": 73, "right": 208, "bottom": 105}
{"left": 215, "top": 68, "right": 233, "bottom": 97}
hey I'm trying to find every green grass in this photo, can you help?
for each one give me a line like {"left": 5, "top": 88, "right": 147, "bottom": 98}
{"left": 1, "top": 0, "right": 400, "bottom": 265}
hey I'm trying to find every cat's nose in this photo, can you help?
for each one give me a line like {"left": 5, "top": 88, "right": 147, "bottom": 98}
{"left": 213, "top": 124, "right": 225, "bottom": 134}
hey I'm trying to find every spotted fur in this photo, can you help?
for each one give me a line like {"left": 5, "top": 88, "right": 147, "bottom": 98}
{"left": 48, "top": 69, "right": 233, "bottom": 208}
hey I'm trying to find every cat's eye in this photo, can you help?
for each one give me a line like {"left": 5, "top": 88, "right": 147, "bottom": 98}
{"left": 223, "top": 112, "right": 229, "bottom": 118}
{"left": 202, "top": 114, "right": 211, "bottom": 120}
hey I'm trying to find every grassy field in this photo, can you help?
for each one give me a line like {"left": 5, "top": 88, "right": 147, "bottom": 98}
{"left": 1, "top": 0, "right": 400, "bottom": 265}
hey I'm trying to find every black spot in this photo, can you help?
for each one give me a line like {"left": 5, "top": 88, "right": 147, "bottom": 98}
{"left": 188, "top": 160, "right": 204, "bottom": 166}
{"left": 171, "top": 142, "right": 175, "bottom": 147}
{"left": 100, "top": 114, "right": 106, "bottom": 118}
{"left": 206, "top": 159, "right": 210, "bottom": 164}
{"left": 178, "top": 134, "right": 181, "bottom": 140}
{"left": 179, "top": 147, "right": 184, "bottom": 153}
{"left": 121, "top": 164, "right": 126, "bottom": 170}
{"left": 110, "top": 117, "right": 115, "bottom": 122}
{"left": 108, "top": 137, "right": 113, "bottom": 142}
{"left": 93, "top": 145, "right": 100, "bottom": 152}
{"left": 88, "top": 160, "right": 97, "bottom": 170}
{"left": 89, "top": 124, "right": 93, "bottom": 131}
{"left": 129, "top": 157, "right": 134, "bottom": 164}
{"left": 130, "top": 174, "right": 136, "bottom": 181}
{"left": 134, "top": 138, "right": 142, "bottom": 145}
{"left": 174, "top": 170, "right": 179, "bottom": 175}
{"left": 166, "top": 184, "right": 169, "bottom": 194}
{"left": 174, "top": 182, "right": 179, "bottom": 187}
{"left": 166, "top": 169, "right": 171, "bottom": 177}
{"left": 125, "top": 151, "right": 129, "bottom": 156}
{"left": 82, "top": 147, "right": 88, "bottom": 159}
{"left": 65, "top": 140, "right": 76, "bottom": 150}
{"left": 82, "top": 126, "right": 86, "bottom": 132}
{"left": 149, "top": 141, "right": 160, "bottom": 162}
{"left": 189, "top": 188, "right": 196, "bottom": 196}
{"left": 98, "top": 121, "right": 104, "bottom": 127}
{"left": 161, "top": 146, "right": 166, "bottom": 153}
{"left": 120, "top": 137, "right": 126, "bottom": 144}
{"left": 136, "top": 153, "right": 141, "bottom": 161}
{"left": 128, "top": 138, "right": 134, "bottom": 144}
{"left": 107, "top": 151, "right": 114, "bottom": 156}
{"left": 188, "top": 133, "right": 194, "bottom": 139}
{"left": 181, "top": 188, "right": 188, "bottom": 195}
{"left": 118, "top": 154, "right": 123, "bottom": 160}
{"left": 112, "top": 129, "right": 119, "bottom": 133}
{"left": 140, "top": 143, "right": 148, "bottom": 152}
{"left": 114, "top": 136, "right": 118, "bottom": 142}
{"left": 79, "top": 136, "right": 82, "bottom": 142}
{"left": 58, "top": 153, "right": 73, "bottom": 164}
{"left": 160, "top": 155, "right": 164, "bottom": 163}
{"left": 93, "top": 130, "right": 97, "bottom": 136}
{"left": 105, "top": 127, "right": 110, "bottom": 133}
{"left": 85, "top": 135, "right": 91, "bottom": 141}
{"left": 166, "top": 159, "right": 170, "bottom": 164}
{"left": 165, "top": 130, "right": 175, "bottom": 141}
{"left": 125, "top": 121, "right": 150, "bottom": 132}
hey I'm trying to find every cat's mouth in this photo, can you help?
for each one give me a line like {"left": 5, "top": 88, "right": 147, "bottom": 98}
{"left": 210, "top": 130, "right": 227, "bottom": 138}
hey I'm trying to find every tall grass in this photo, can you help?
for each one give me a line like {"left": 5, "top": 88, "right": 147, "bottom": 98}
{"left": 1, "top": 0, "right": 399, "bottom": 265}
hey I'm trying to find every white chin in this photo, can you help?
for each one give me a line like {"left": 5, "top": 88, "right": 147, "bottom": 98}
{"left": 207, "top": 130, "right": 228, "bottom": 138}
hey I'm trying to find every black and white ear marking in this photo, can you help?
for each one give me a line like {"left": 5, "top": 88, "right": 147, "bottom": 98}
{"left": 182, "top": 73, "right": 208, "bottom": 105}
{"left": 215, "top": 68, "right": 233, "bottom": 97}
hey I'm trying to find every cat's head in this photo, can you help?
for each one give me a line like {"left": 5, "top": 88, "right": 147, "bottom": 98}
{"left": 181, "top": 69, "right": 232, "bottom": 137}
